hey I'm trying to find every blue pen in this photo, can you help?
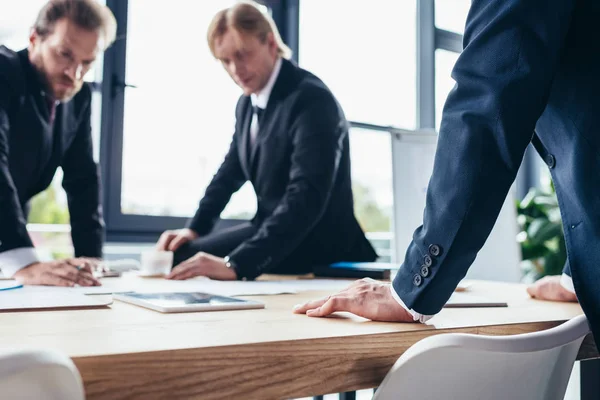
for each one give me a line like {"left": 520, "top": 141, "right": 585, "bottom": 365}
{"left": 0, "top": 284, "right": 24, "bottom": 292}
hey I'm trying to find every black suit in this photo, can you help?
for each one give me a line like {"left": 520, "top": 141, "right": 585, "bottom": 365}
{"left": 177, "top": 58, "right": 377, "bottom": 279}
{"left": 0, "top": 47, "right": 104, "bottom": 272}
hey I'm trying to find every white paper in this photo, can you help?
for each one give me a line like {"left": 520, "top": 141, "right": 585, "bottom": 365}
{"left": 0, "top": 291, "right": 111, "bottom": 310}
{"left": 24, "top": 277, "right": 354, "bottom": 296}
{"left": 0, "top": 280, "right": 22, "bottom": 290}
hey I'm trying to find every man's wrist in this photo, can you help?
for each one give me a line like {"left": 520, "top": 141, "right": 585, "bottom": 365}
{"left": 389, "top": 285, "right": 434, "bottom": 323}
{"left": 560, "top": 273, "right": 576, "bottom": 294}
{"left": 223, "top": 256, "right": 241, "bottom": 280}
{"left": 0, "top": 247, "right": 41, "bottom": 277}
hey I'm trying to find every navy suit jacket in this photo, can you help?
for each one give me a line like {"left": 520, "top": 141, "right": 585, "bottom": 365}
{"left": 392, "top": 0, "right": 600, "bottom": 340}
{"left": 0, "top": 47, "right": 104, "bottom": 260}
{"left": 187, "top": 59, "right": 377, "bottom": 279}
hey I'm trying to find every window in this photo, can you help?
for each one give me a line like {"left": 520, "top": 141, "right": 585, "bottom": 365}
{"left": 434, "top": 0, "right": 472, "bottom": 35}
{"left": 0, "top": 0, "right": 49, "bottom": 49}
{"left": 349, "top": 128, "right": 394, "bottom": 262}
{"left": 299, "top": 0, "right": 417, "bottom": 129}
{"left": 435, "top": 49, "right": 459, "bottom": 130}
{"left": 120, "top": 0, "right": 257, "bottom": 219}
{"left": 299, "top": 1, "right": 416, "bottom": 260}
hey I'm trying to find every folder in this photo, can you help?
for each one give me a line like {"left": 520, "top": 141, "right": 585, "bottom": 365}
{"left": 313, "top": 262, "right": 396, "bottom": 280}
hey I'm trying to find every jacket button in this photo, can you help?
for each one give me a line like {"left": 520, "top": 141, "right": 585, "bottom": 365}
{"left": 428, "top": 244, "right": 441, "bottom": 257}
{"left": 545, "top": 154, "right": 556, "bottom": 169}
{"left": 413, "top": 274, "right": 423, "bottom": 287}
{"left": 423, "top": 255, "right": 433, "bottom": 267}
{"left": 420, "top": 265, "right": 430, "bottom": 278}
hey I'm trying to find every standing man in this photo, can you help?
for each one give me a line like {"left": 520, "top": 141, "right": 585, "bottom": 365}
{"left": 0, "top": 0, "right": 116, "bottom": 286}
{"left": 157, "top": 1, "right": 377, "bottom": 281}
{"left": 295, "top": 0, "right": 600, "bottom": 342}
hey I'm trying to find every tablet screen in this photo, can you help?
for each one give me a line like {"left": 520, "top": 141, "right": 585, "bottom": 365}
{"left": 125, "top": 292, "right": 247, "bottom": 308}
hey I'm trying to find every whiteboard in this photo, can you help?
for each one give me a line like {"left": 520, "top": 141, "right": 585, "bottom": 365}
{"left": 392, "top": 130, "right": 522, "bottom": 282}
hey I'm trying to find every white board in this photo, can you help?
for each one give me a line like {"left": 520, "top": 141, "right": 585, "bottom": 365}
{"left": 392, "top": 129, "right": 522, "bottom": 282}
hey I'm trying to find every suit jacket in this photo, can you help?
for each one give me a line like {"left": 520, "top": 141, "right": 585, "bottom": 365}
{"left": 188, "top": 58, "right": 377, "bottom": 279}
{"left": 392, "top": 0, "right": 600, "bottom": 342}
{"left": 0, "top": 47, "right": 104, "bottom": 260}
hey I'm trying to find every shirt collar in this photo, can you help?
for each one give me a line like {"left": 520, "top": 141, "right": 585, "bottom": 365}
{"left": 250, "top": 57, "right": 282, "bottom": 109}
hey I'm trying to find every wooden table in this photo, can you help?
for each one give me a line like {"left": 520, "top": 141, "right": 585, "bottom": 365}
{"left": 0, "top": 278, "right": 595, "bottom": 399}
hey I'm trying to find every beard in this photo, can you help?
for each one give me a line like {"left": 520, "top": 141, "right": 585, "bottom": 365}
{"left": 29, "top": 51, "right": 82, "bottom": 102}
{"left": 51, "top": 79, "right": 82, "bottom": 102}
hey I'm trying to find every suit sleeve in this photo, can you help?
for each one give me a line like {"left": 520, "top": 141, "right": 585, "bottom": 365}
{"left": 187, "top": 106, "right": 247, "bottom": 235}
{"left": 228, "top": 89, "right": 344, "bottom": 279}
{"left": 61, "top": 87, "right": 104, "bottom": 258}
{"left": 0, "top": 75, "right": 36, "bottom": 268}
{"left": 392, "top": 0, "right": 576, "bottom": 314}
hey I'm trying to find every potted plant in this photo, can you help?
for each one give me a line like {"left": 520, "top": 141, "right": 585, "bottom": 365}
{"left": 516, "top": 182, "right": 567, "bottom": 283}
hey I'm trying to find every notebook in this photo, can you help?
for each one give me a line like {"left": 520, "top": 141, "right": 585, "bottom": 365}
{"left": 443, "top": 292, "right": 508, "bottom": 308}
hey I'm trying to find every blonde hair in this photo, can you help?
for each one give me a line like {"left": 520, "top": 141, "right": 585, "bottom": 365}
{"left": 34, "top": 0, "right": 117, "bottom": 49}
{"left": 207, "top": 1, "right": 292, "bottom": 59}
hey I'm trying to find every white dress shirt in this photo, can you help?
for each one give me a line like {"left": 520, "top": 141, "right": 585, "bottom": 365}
{"left": 249, "top": 57, "right": 282, "bottom": 146}
{"left": 0, "top": 247, "right": 40, "bottom": 277}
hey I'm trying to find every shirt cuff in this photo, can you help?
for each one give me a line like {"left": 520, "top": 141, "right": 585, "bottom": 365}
{"left": 560, "top": 273, "right": 576, "bottom": 294}
{"left": 0, "top": 247, "right": 40, "bottom": 277}
{"left": 389, "top": 284, "right": 434, "bottom": 323}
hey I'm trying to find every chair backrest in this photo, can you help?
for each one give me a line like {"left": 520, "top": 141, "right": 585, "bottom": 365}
{"left": 373, "top": 315, "right": 590, "bottom": 400}
{"left": 0, "top": 348, "right": 85, "bottom": 400}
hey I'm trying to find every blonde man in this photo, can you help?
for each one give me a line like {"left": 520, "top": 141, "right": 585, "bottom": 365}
{"left": 0, "top": 0, "right": 116, "bottom": 286}
{"left": 157, "top": 1, "right": 377, "bottom": 281}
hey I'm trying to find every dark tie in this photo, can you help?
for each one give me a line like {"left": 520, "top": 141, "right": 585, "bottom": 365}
{"left": 253, "top": 105, "right": 264, "bottom": 124}
{"left": 45, "top": 96, "right": 57, "bottom": 125}
{"left": 250, "top": 105, "right": 265, "bottom": 149}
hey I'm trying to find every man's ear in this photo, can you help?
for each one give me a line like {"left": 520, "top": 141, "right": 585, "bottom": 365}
{"left": 29, "top": 28, "right": 40, "bottom": 50}
{"left": 266, "top": 32, "right": 277, "bottom": 56}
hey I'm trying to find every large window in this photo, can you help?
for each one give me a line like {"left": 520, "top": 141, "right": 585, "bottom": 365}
{"left": 299, "top": 1, "right": 417, "bottom": 129}
{"left": 100, "top": 0, "right": 536, "bottom": 248}
{"left": 299, "top": 1, "right": 417, "bottom": 261}
{"left": 434, "top": 0, "right": 471, "bottom": 35}
{"left": 120, "top": 0, "right": 257, "bottom": 219}
{"left": 435, "top": 49, "right": 460, "bottom": 130}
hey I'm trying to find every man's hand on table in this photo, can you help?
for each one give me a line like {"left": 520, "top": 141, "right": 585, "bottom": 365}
{"left": 527, "top": 275, "right": 578, "bottom": 302}
{"left": 13, "top": 258, "right": 101, "bottom": 287}
{"left": 293, "top": 278, "right": 414, "bottom": 322}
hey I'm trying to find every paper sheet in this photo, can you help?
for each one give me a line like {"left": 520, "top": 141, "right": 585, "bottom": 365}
{"left": 23, "top": 277, "right": 354, "bottom": 296}
{"left": 0, "top": 280, "right": 22, "bottom": 290}
{"left": 0, "top": 291, "right": 111, "bottom": 310}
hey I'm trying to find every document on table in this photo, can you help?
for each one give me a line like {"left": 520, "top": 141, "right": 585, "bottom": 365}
{"left": 0, "top": 280, "right": 23, "bottom": 291}
{"left": 0, "top": 291, "right": 112, "bottom": 311}
{"left": 22, "top": 277, "right": 354, "bottom": 296}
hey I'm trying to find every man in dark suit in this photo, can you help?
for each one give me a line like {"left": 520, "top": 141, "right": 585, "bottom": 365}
{"left": 156, "top": 1, "right": 377, "bottom": 281}
{"left": 295, "top": 0, "right": 600, "bottom": 343}
{"left": 0, "top": 0, "right": 116, "bottom": 286}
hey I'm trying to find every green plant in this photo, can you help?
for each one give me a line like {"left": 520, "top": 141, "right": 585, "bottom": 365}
{"left": 516, "top": 183, "right": 567, "bottom": 282}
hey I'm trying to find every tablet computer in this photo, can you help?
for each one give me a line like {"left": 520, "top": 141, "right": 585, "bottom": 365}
{"left": 113, "top": 292, "right": 265, "bottom": 313}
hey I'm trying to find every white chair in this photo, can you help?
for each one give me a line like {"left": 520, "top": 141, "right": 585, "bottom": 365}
{"left": 0, "top": 348, "right": 85, "bottom": 400}
{"left": 374, "top": 314, "right": 590, "bottom": 400}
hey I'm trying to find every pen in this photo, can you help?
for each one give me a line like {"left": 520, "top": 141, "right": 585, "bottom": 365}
{"left": 0, "top": 284, "right": 24, "bottom": 292}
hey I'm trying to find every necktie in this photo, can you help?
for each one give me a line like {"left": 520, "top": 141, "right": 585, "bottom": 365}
{"left": 45, "top": 95, "right": 57, "bottom": 125}
{"left": 250, "top": 105, "right": 264, "bottom": 149}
